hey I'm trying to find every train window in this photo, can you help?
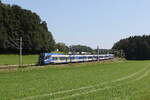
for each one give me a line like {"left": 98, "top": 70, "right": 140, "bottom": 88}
{"left": 95, "top": 56, "right": 98, "bottom": 58}
{"left": 60, "top": 57, "right": 67, "bottom": 60}
{"left": 52, "top": 57, "right": 58, "bottom": 60}
{"left": 66, "top": 57, "right": 69, "bottom": 60}
{"left": 99, "top": 56, "right": 103, "bottom": 58}
{"left": 79, "top": 57, "right": 83, "bottom": 59}
{"left": 71, "top": 57, "right": 75, "bottom": 59}
{"left": 88, "top": 56, "right": 92, "bottom": 59}
{"left": 83, "top": 57, "right": 87, "bottom": 59}
{"left": 60, "top": 57, "right": 63, "bottom": 60}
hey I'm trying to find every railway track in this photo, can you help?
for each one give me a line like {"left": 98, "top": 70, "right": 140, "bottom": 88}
{"left": 0, "top": 58, "right": 117, "bottom": 70}
{"left": 0, "top": 64, "right": 35, "bottom": 70}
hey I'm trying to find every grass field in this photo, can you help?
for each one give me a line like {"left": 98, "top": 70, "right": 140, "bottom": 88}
{"left": 0, "top": 55, "right": 38, "bottom": 65}
{"left": 0, "top": 60, "right": 150, "bottom": 100}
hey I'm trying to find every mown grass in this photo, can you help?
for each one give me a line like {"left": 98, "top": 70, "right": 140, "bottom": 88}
{"left": 0, "top": 55, "right": 38, "bottom": 65}
{"left": 0, "top": 60, "right": 150, "bottom": 100}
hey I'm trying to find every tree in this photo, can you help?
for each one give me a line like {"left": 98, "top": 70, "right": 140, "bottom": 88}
{"left": 55, "top": 42, "right": 69, "bottom": 53}
{"left": 0, "top": 3, "right": 55, "bottom": 54}
{"left": 69, "top": 45, "right": 93, "bottom": 54}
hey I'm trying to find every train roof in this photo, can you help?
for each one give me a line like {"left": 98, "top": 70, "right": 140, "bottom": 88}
{"left": 43, "top": 53, "right": 64, "bottom": 56}
{"left": 42, "top": 53, "right": 114, "bottom": 57}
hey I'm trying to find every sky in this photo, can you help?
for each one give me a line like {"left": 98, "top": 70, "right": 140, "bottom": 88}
{"left": 2, "top": 0, "right": 150, "bottom": 49}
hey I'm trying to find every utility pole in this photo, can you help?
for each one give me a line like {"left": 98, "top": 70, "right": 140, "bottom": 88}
{"left": 97, "top": 45, "right": 99, "bottom": 61}
{"left": 19, "top": 37, "right": 23, "bottom": 67}
{"left": 6, "top": 36, "right": 23, "bottom": 67}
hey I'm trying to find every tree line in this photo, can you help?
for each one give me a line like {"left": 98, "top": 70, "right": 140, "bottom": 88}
{"left": 112, "top": 35, "right": 150, "bottom": 60}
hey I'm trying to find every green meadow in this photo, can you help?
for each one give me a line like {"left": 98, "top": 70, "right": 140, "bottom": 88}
{"left": 0, "top": 55, "right": 38, "bottom": 65}
{"left": 0, "top": 60, "right": 150, "bottom": 100}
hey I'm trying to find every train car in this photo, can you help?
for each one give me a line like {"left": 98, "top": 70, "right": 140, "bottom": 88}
{"left": 38, "top": 53, "right": 63, "bottom": 64}
{"left": 38, "top": 53, "right": 114, "bottom": 65}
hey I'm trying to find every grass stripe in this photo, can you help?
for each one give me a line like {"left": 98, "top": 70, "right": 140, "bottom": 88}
{"left": 12, "top": 66, "right": 148, "bottom": 100}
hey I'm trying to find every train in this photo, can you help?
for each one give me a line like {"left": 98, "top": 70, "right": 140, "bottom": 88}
{"left": 38, "top": 53, "right": 114, "bottom": 65}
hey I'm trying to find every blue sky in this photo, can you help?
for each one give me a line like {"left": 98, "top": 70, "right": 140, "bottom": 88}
{"left": 3, "top": 0, "right": 150, "bottom": 49}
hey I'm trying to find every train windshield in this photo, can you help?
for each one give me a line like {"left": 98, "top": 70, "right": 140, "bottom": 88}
{"left": 44, "top": 55, "right": 51, "bottom": 60}
{"left": 38, "top": 53, "right": 45, "bottom": 65}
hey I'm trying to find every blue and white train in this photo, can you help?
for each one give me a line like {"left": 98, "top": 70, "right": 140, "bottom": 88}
{"left": 38, "top": 53, "right": 114, "bottom": 65}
